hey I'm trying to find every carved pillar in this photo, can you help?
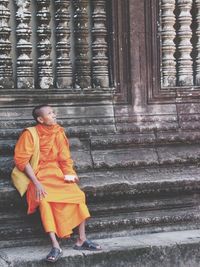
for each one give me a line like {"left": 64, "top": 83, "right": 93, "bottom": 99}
{"left": 177, "top": 0, "right": 193, "bottom": 86}
{"left": 73, "top": 0, "right": 91, "bottom": 89}
{"left": 161, "top": 0, "right": 176, "bottom": 87}
{"left": 91, "top": 0, "right": 109, "bottom": 88}
{"left": 36, "top": 0, "right": 53, "bottom": 89}
{"left": 15, "top": 0, "right": 33, "bottom": 89}
{"left": 195, "top": 0, "right": 200, "bottom": 85}
{"left": 0, "top": 0, "right": 14, "bottom": 88}
{"left": 55, "top": 0, "right": 73, "bottom": 89}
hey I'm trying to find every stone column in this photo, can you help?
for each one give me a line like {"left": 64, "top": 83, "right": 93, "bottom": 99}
{"left": 73, "top": 0, "right": 91, "bottom": 89}
{"left": 0, "top": 0, "right": 14, "bottom": 88}
{"left": 195, "top": 0, "right": 200, "bottom": 85}
{"left": 36, "top": 0, "right": 53, "bottom": 89}
{"left": 15, "top": 0, "right": 34, "bottom": 89}
{"left": 161, "top": 0, "right": 176, "bottom": 87}
{"left": 55, "top": 0, "right": 73, "bottom": 89}
{"left": 177, "top": 0, "right": 193, "bottom": 86}
{"left": 91, "top": 0, "right": 109, "bottom": 89}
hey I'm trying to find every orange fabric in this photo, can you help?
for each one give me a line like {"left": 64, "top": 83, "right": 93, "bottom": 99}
{"left": 39, "top": 200, "right": 90, "bottom": 238}
{"left": 14, "top": 123, "right": 90, "bottom": 238}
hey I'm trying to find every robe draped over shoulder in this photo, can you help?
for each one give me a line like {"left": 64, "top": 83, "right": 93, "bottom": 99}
{"left": 14, "top": 124, "right": 90, "bottom": 238}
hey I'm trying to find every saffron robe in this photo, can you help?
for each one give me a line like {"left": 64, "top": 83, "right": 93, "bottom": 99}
{"left": 14, "top": 124, "right": 90, "bottom": 238}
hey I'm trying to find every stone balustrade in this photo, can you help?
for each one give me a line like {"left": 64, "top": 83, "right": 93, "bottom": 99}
{"left": 0, "top": 0, "right": 110, "bottom": 90}
{"left": 160, "top": 0, "right": 199, "bottom": 87}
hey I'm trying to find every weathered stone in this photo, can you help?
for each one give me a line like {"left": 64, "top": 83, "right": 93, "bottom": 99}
{"left": 177, "top": 0, "right": 193, "bottom": 86}
{"left": 161, "top": 0, "right": 176, "bottom": 87}
{"left": 91, "top": 0, "right": 109, "bottom": 88}
{"left": 36, "top": 0, "right": 53, "bottom": 89}
{"left": 92, "top": 148, "right": 159, "bottom": 169}
{"left": 15, "top": 0, "right": 34, "bottom": 89}
{"left": 1, "top": 230, "right": 200, "bottom": 267}
{"left": 90, "top": 133, "right": 156, "bottom": 149}
{"left": 157, "top": 144, "right": 200, "bottom": 164}
{"left": 71, "top": 150, "right": 93, "bottom": 172}
{"left": 73, "top": 0, "right": 91, "bottom": 89}
{"left": 0, "top": 157, "right": 14, "bottom": 178}
{"left": 0, "top": 0, "right": 14, "bottom": 89}
{"left": 55, "top": 0, "right": 72, "bottom": 88}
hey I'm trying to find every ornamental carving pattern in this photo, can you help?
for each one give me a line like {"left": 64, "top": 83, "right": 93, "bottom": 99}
{"left": 195, "top": 0, "right": 200, "bottom": 85}
{"left": 15, "top": 0, "right": 33, "bottom": 89}
{"left": 0, "top": 0, "right": 14, "bottom": 89}
{"left": 91, "top": 0, "right": 109, "bottom": 88}
{"left": 161, "top": 0, "right": 176, "bottom": 87}
{"left": 36, "top": 0, "right": 53, "bottom": 89}
{"left": 55, "top": 0, "right": 73, "bottom": 89}
{"left": 177, "top": 0, "right": 193, "bottom": 86}
{"left": 160, "top": 0, "right": 198, "bottom": 87}
{"left": 73, "top": 0, "right": 91, "bottom": 89}
{"left": 0, "top": 0, "right": 111, "bottom": 90}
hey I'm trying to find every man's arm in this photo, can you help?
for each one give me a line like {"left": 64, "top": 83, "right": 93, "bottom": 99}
{"left": 24, "top": 163, "right": 47, "bottom": 201}
{"left": 58, "top": 131, "right": 79, "bottom": 183}
{"left": 14, "top": 130, "right": 47, "bottom": 201}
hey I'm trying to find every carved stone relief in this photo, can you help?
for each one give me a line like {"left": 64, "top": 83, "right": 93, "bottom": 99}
{"left": 0, "top": 0, "right": 111, "bottom": 90}
{"left": 0, "top": 0, "right": 14, "bottom": 89}
{"left": 160, "top": 0, "right": 198, "bottom": 87}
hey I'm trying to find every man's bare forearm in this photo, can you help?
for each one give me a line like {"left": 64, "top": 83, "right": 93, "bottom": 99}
{"left": 24, "top": 163, "right": 47, "bottom": 200}
{"left": 24, "top": 163, "right": 40, "bottom": 186}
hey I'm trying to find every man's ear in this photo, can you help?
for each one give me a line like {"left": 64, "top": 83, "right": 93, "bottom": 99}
{"left": 37, "top": 116, "right": 44, "bottom": 124}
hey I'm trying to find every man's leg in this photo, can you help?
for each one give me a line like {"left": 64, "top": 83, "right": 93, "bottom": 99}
{"left": 39, "top": 201, "right": 62, "bottom": 261}
{"left": 75, "top": 220, "right": 101, "bottom": 250}
{"left": 49, "top": 232, "right": 61, "bottom": 249}
{"left": 46, "top": 232, "right": 62, "bottom": 262}
{"left": 76, "top": 220, "right": 87, "bottom": 246}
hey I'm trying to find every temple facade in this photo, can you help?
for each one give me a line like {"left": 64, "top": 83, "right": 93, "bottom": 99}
{"left": 1, "top": 0, "right": 200, "bottom": 265}
{"left": 1, "top": 0, "right": 200, "bottom": 128}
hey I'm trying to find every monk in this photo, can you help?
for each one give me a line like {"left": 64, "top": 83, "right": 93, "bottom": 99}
{"left": 13, "top": 104, "right": 101, "bottom": 262}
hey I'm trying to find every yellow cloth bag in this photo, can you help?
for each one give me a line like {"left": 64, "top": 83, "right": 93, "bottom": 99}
{"left": 11, "top": 126, "right": 39, "bottom": 197}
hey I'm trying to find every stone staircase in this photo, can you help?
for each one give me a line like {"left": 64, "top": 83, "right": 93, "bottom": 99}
{"left": 1, "top": 229, "right": 200, "bottom": 267}
{"left": 1, "top": 115, "right": 200, "bottom": 266}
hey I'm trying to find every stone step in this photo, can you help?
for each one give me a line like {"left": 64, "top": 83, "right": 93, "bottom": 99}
{"left": 2, "top": 165, "right": 200, "bottom": 209}
{"left": 1, "top": 165, "right": 200, "bottom": 248}
{"left": 0, "top": 117, "right": 115, "bottom": 139}
{"left": 2, "top": 142, "right": 200, "bottom": 177}
{"left": 1, "top": 229, "right": 200, "bottom": 266}
{"left": 0, "top": 137, "right": 90, "bottom": 155}
{"left": 1, "top": 204, "right": 200, "bottom": 249}
{"left": 90, "top": 130, "right": 200, "bottom": 149}
{"left": 91, "top": 144, "right": 200, "bottom": 169}
{"left": 3, "top": 129, "right": 200, "bottom": 156}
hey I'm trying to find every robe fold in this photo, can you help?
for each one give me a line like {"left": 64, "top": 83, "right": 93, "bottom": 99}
{"left": 14, "top": 123, "right": 90, "bottom": 238}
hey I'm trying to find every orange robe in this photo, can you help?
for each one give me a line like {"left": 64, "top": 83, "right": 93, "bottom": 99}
{"left": 14, "top": 124, "right": 90, "bottom": 238}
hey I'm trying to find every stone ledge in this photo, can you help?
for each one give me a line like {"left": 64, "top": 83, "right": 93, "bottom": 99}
{"left": 91, "top": 144, "right": 200, "bottom": 169}
{"left": 1, "top": 230, "right": 200, "bottom": 266}
{"left": 2, "top": 165, "right": 200, "bottom": 208}
{"left": 91, "top": 131, "right": 200, "bottom": 149}
{"left": 1, "top": 205, "right": 200, "bottom": 249}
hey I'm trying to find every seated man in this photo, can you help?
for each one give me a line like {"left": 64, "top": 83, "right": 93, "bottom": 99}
{"left": 13, "top": 104, "right": 101, "bottom": 262}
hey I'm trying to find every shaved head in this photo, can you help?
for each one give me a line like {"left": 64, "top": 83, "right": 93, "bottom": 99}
{"left": 32, "top": 104, "right": 51, "bottom": 123}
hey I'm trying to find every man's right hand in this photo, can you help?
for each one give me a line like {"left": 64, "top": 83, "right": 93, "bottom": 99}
{"left": 24, "top": 163, "right": 47, "bottom": 201}
{"left": 34, "top": 181, "right": 47, "bottom": 201}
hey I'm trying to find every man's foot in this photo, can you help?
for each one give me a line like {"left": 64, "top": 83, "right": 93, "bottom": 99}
{"left": 45, "top": 247, "right": 63, "bottom": 262}
{"left": 73, "top": 240, "right": 102, "bottom": 251}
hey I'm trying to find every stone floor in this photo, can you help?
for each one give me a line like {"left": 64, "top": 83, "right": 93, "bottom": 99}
{"left": 1, "top": 229, "right": 200, "bottom": 267}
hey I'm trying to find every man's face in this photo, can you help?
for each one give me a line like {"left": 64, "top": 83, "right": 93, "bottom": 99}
{"left": 38, "top": 106, "right": 57, "bottom": 126}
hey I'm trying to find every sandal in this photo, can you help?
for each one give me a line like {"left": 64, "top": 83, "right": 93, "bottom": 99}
{"left": 73, "top": 240, "right": 102, "bottom": 251}
{"left": 45, "top": 247, "right": 63, "bottom": 262}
